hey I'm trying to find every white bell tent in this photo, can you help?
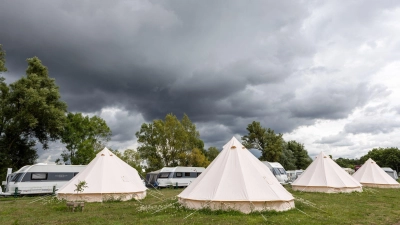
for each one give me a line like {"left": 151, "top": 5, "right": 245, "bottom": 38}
{"left": 352, "top": 158, "right": 400, "bottom": 188}
{"left": 57, "top": 147, "right": 147, "bottom": 202}
{"left": 178, "top": 137, "right": 295, "bottom": 213}
{"left": 292, "top": 152, "right": 362, "bottom": 193}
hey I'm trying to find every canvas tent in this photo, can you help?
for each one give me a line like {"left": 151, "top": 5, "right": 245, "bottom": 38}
{"left": 352, "top": 158, "right": 400, "bottom": 188}
{"left": 57, "top": 147, "right": 146, "bottom": 202}
{"left": 292, "top": 152, "right": 362, "bottom": 193}
{"left": 178, "top": 137, "right": 295, "bottom": 213}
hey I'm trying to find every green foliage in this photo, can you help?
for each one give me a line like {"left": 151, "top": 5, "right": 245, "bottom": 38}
{"left": 0, "top": 44, "right": 6, "bottom": 72}
{"left": 58, "top": 112, "right": 111, "bottom": 165}
{"left": 206, "top": 146, "right": 220, "bottom": 162}
{"left": 242, "top": 122, "right": 311, "bottom": 169}
{"left": 0, "top": 56, "right": 67, "bottom": 179}
{"left": 335, "top": 157, "right": 362, "bottom": 169}
{"left": 74, "top": 180, "right": 88, "bottom": 194}
{"left": 286, "top": 140, "right": 312, "bottom": 169}
{"left": 135, "top": 113, "right": 204, "bottom": 171}
{"left": 187, "top": 148, "right": 210, "bottom": 167}
{"left": 242, "top": 121, "right": 284, "bottom": 162}
{"left": 360, "top": 147, "right": 400, "bottom": 171}
{"left": 279, "top": 146, "right": 296, "bottom": 170}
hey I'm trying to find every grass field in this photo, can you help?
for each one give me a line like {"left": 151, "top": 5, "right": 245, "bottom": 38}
{"left": 1, "top": 186, "right": 400, "bottom": 225}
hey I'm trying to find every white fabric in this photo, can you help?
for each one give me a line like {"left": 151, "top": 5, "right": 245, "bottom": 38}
{"left": 352, "top": 158, "right": 400, "bottom": 188}
{"left": 178, "top": 137, "right": 295, "bottom": 213}
{"left": 57, "top": 148, "right": 147, "bottom": 202}
{"left": 292, "top": 152, "right": 362, "bottom": 193}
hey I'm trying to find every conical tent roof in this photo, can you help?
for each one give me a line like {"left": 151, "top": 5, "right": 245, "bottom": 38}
{"left": 352, "top": 158, "right": 400, "bottom": 188}
{"left": 292, "top": 152, "right": 362, "bottom": 193}
{"left": 57, "top": 147, "right": 146, "bottom": 202}
{"left": 178, "top": 137, "right": 294, "bottom": 213}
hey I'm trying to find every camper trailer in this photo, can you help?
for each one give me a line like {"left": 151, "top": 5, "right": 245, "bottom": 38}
{"left": 156, "top": 167, "right": 205, "bottom": 188}
{"left": 382, "top": 167, "right": 399, "bottom": 180}
{"left": 286, "top": 170, "right": 303, "bottom": 182}
{"left": 261, "top": 162, "right": 289, "bottom": 184}
{"left": 1, "top": 163, "right": 86, "bottom": 196}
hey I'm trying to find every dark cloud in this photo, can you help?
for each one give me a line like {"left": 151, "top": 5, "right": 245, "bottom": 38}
{"left": 2, "top": 0, "right": 400, "bottom": 160}
{"left": 288, "top": 83, "right": 389, "bottom": 120}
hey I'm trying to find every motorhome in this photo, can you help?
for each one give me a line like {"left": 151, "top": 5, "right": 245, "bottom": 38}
{"left": 261, "top": 161, "right": 289, "bottom": 184}
{"left": 286, "top": 170, "right": 303, "bottom": 182}
{"left": 382, "top": 167, "right": 399, "bottom": 180}
{"left": 1, "top": 163, "right": 86, "bottom": 196}
{"left": 156, "top": 167, "right": 205, "bottom": 188}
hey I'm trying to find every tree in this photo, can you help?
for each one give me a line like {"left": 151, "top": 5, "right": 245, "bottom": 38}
{"left": 0, "top": 56, "right": 67, "bottom": 179}
{"left": 242, "top": 121, "right": 284, "bottom": 162}
{"left": 335, "top": 157, "right": 362, "bottom": 169}
{"left": 279, "top": 144, "right": 296, "bottom": 170}
{"left": 206, "top": 146, "right": 220, "bottom": 162}
{"left": 135, "top": 113, "right": 204, "bottom": 171}
{"left": 286, "top": 140, "right": 312, "bottom": 169}
{"left": 58, "top": 112, "right": 111, "bottom": 165}
{"left": 360, "top": 147, "right": 400, "bottom": 172}
{"left": 187, "top": 148, "right": 210, "bottom": 167}
{"left": 0, "top": 44, "right": 6, "bottom": 72}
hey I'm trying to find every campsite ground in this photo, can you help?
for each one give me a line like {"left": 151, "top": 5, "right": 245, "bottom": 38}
{"left": 1, "top": 186, "right": 400, "bottom": 225}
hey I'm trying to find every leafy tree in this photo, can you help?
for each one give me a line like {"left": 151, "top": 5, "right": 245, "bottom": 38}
{"left": 286, "top": 140, "right": 312, "bottom": 169}
{"left": 242, "top": 121, "right": 284, "bottom": 162}
{"left": 0, "top": 56, "right": 67, "bottom": 179}
{"left": 335, "top": 157, "right": 362, "bottom": 169}
{"left": 206, "top": 146, "right": 220, "bottom": 162}
{"left": 135, "top": 113, "right": 204, "bottom": 171}
{"left": 187, "top": 148, "right": 210, "bottom": 167}
{"left": 279, "top": 145, "right": 296, "bottom": 170}
{"left": 0, "top": 44, "right": 6, "bottom": 72}
{"left": 58, "top": 112, "right": 111, "bottom": 165}
{"left": 360, "top": 147, "right": 400, "bottom": 172}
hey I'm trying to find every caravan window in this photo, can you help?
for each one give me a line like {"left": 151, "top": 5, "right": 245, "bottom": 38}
{"left": 176, "top": 172, "right": 182, "bottom": 177}
{"left": 159, "top": 172, "right": 171, "bottom": 178}
{"left": 31, "top": 173, "right": 48, "bottom": 180}
{"left": 48, "top": 173, "right": 74, "bottom": 181}
{"left": 184, "top": 172, "right": 190, "bottom": 177}
{"left": 277, "top": 168, "right": 286, "bottom": 175}
{"left": 11, "top": 173, "right": 22, "bottom": 182}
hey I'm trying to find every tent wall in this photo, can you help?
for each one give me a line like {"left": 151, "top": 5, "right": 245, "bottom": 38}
{"left": 58, "top": 191, "right": 146, "bottom": 202}
{"left": 178, "top": 198, "right": 295, "bottom": 214}
{"left": 292, "top": 185, "right": 362, "bottom": 193}
{"left": 360, "top": 183, "right": 400, "bottom": 188}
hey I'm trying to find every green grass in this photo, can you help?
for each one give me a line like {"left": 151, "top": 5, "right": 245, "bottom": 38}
{"left": 1, "top": 186, "right": 400, "bottom": 225}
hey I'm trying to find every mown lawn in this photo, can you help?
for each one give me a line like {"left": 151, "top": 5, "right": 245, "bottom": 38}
{"left": 1, "top": 186, "right": 400, "bottom": 225}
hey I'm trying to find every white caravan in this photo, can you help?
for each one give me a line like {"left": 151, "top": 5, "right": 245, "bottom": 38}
{"left": 1, "top": 163, "right": 86, "bottom": 196}
{"left": 286, "top": 170, "right": 304, "bottom": 182}
{"left": 382, "top": 167, "right": 399, "bottom": 180}
{"left": 156, "top": 167, "right": 205, "bottom": 188}
{"left": 261, "top": 162, "right": 289, "bottom": 184}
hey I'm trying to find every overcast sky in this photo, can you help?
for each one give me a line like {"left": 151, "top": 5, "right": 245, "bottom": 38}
{"left": 1, "top": 0, "right": 400, "bottom": 163}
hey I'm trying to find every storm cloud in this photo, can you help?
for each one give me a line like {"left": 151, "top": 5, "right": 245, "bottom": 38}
{"left": 1, "top": 0, "right": 400, "bottom": 161}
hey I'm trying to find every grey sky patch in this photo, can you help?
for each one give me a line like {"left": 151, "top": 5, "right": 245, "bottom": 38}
{"left": 2, "top": 1, "right": 400, "bottom": 161}
{"left": 345, "top": 118, "right": 400, "bottom": 135}
{"left": 315, "top": 132, "right": 354, "bottom": 147}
